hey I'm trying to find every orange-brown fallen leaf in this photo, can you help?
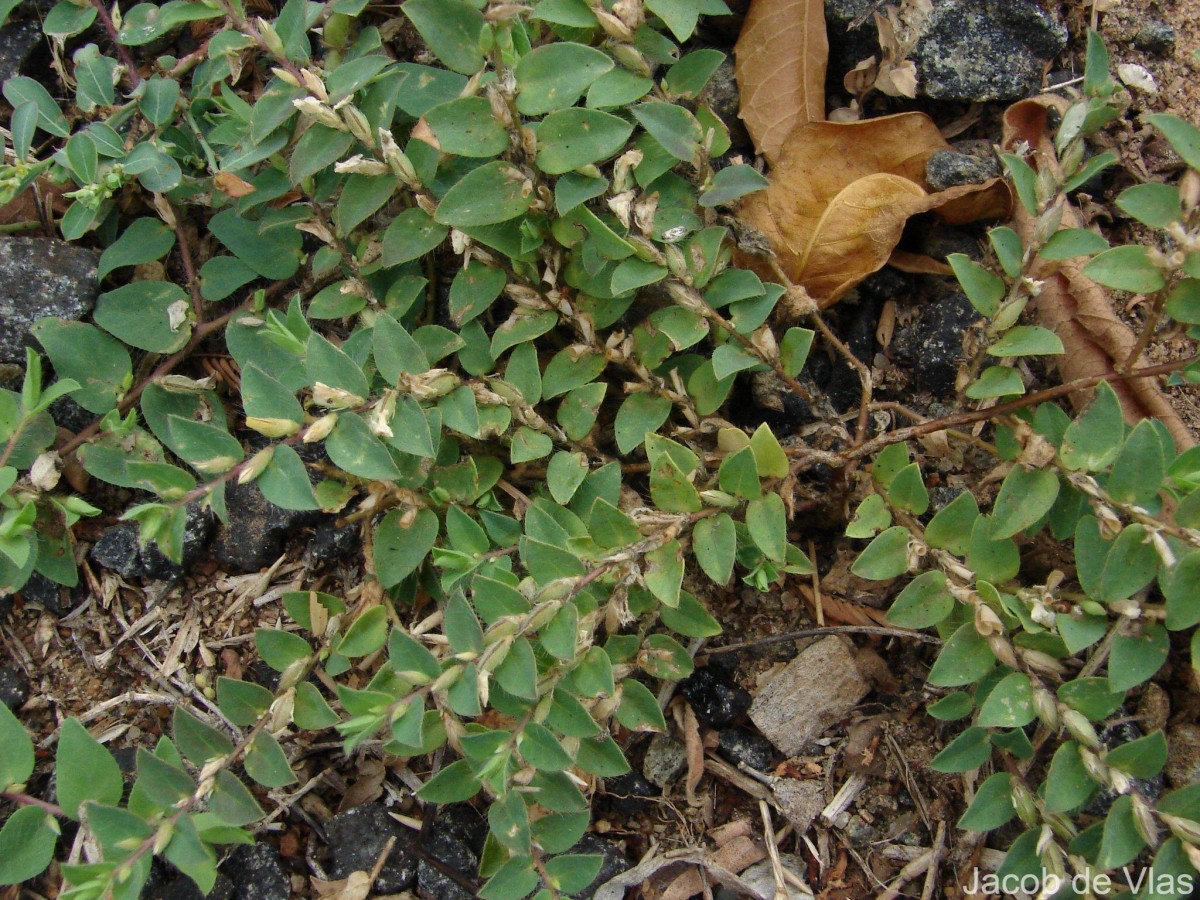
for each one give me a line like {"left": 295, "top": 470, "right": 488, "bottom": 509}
{"left": 660, "top": 836, "right": 767, "bottom": 900}
{"left": 1002, "top": 99, "right": 1195, "bottom": 450}
{"left": 734, "top": 0, "right": 827, "bottom": 165}
{"left": 736, "top": 113, "right": 1011, "bottom": 305}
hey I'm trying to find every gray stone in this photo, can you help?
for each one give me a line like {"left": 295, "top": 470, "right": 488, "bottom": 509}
{"left": 324, "top": 803, "right": 417, "bottom": 894}
{"left": 925, "top": 150, "right": 1002, "bottom": 191}
{"left": 1133, "top": 20, "right": 1176, "bottom": 56}
{"left": 0, "top": 18, "right": 42, "bottom": 84}
{"left": 912, "top": 0, "right": 1067, "bottom": 102}
{"left": 0, "top": 237, "right": 99, "bottom": 364}
{"left": 772, "top": 779, "right": 824, "bottom": 834}
{"left": 223, "top": 844, "right": 288, "bottom": 900}
{"left": 0, "top": 664, "right": 28, "bottom": 710}
{"left": 748, "top": 636, "right": 871, "bottom": 757}
{"left": 416, "top": 827, "right": 477, "bottom": 900}
{"left": 308, "top": 520, "right": 360, "bottom": 565}
{"left": 1165, "top": 724, "right": 1200, "bottom": 789}
{"left": 722, "top": 854, "right": 814, "bottom": 900}
{"left": 643, "top": 734, "right": 688, "bottom": 788}
{"left": 90, "top": 503, "right": 213, "bottom": 581}
{"left": 889, "top": 288, "right": 978, "bottom": 396}
{"left": 212, "top": 481, "right": 319, "bottom": 573}
{"left": 564, "top": 833, "right": 630, "bottom": 899}
{"left": 718, "top": 728, "right": 773, "bottom": 771}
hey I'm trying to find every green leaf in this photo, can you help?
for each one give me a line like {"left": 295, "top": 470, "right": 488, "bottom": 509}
{"left": 521, "top": 722, "right": 573, "bottom": 771}
{"left": 948, "top": 253, "right": 1004, "bottom": 318}
{"left": 436, "top": 161, "right": 535, "bottom": 227}
{"left": 746, "top": 493, "right": 786, "bottom": 562}
{"left": 136, "top": 747, "right": 195, "bottom": 807}
{"left": 887, "top": 463, "right": 929, "bottom": 515}
{"left": 1109, "top": 623, "right": 1169, "bottom": 693}
{"left": 0, "top": 701, "right": 34, "bottom": 790}
{"left": 1148, "top": 113, "right": 1200, "bottom": 169}
{"left": 388, "top": 629, "right": 441, "bottom": 683}
{"left": 209, "top": 770, "right": 265, "bottom": 827}
{"left": 614, "top": 392, "right": 672, "bottom": 454}
{"left": 1060, "top": 382, "right": 1123, "bottom": 471}
{"left": 2, "top": 76, "right": 69, "bottom": 138}
{"left": 336, "top": 174, "right": 395, "bottom": 235}
{"left": 632, "top": 101, "right": 702, "bottom": 163}
{"left": 663, "top": 48, "right": 725, "bottom": 99}
{"left": 930, "top": 726, "right": 991, "bottom": 773}
{"left": 98, "top": 217, "right": 176, "bottom": 279}
{"left": 326, "top": 414, "right": 401, "bottom": 480}
{"left": 987, "top": 326, "right": 1064, "bottom": 357}
{"left": 1084, "top": 245, "right": 1167, "bottom": 293}
{"left": 294, "top": 682, "right": 339, "bottom": 730}
{"left": 646, "top": 0, "right": 700, "bottom": 41}
{"left": 611, "top": 258, "right": 667, "bottom": 296}
{"left": 1108, "top": 419, "right": 1165, "bottom": 507}
{"left": 172, "top": 708, "right": 233, "bottom": 767}
{"left": 1040, "top": 227, "right": 1110, "bottom": 260}
{"left": 426, "top": 97, "right": 509, "bottom": 158}
{"left": 1096, "top": 795, "right": 1147, "bottom": 870}
{"left": 546, "top": 450, "right": 588, "bottom": 504}
{"left": 967, "top": 516, "right": 1020, "bottom": 583}
{"left": 888, "top": 571, "right": 954, "bottom": 629}
{"left": 216, "top": 677, "right": 273, "bottom": 727}
{"left": 990, "top": 466, "right": 1059, "bottom": 539}
{"left": 32, "top": 320, "right": 131, "bottom": 415}
{"left": 402, "top": 0, "right": 486, "bottom": 75}
{"left": 419, "top": 759, "right": 482, "bottom": 803}
{"left": 966, "top": 366, "right": 1025, "bottom": 400}
{"left": 449, "top": 262, "right": 507, "bottom": 326}
{"left": 928, "top": 622, "right": 995, "bottom": 687}
{"left": 256, "top": 628, "right": 311, "bottom": 673}
{"left": 516, "top": 43, "right": 613, "bottom": 115}
{"left": 0, "top": 807, "right": 57, "bottom": 886}
{"left": 140, "top": 76, "right": 180, "bottom": 126}
{"left": 536, "top": 108, "right": 634, "bottom": 175}
{"left": 243, "top": 731, "right": 297, "bottom": 788}
{"left": 1164, "top": 552, "right": 1200, "bottom": 630}
{"left": 977, "top": 672, "right": 1036, "bottom": 728}
{"left": 660, "top": 591, "right": 722, "bottom": 638}
{"left": 846, "top": 494, "right": 891, "bottom": 539}
{"left": 496, "top": 637, "right": 539, "bottom": 700}
{"left": 699, "top": 164, "right": 769, "bottom": 207}
{"left": 780, "top": 328, "right": 815, "bottom": 377}
{"left": 957, "top": 772, "right": 1015, "bottom": 831}
{"left": 94, "top": 281, "right": 192, "bottom": 353}
{"left": 380, "top": 207, "right": 449, "bottom": 266}
{"left": 851, "top": 526, "right": 910, "bottom": 580}
{"left": 692, "top": 513, "right": 736, "bottom": 585}
{"left": 927, "top": 692, "right": 973, "bottom": 722}
{"left": 339, "top": 606, "right": 389, "bottom": 657}
{"left": 489, "top": 792, "right": 532, "bottom": 855}
{"left": 1044, "top": 742, "right": 1096, "bottom": 813}
{"left": 50, "top": 718, "right": 123, "bottom": 819}
{"left": 1058, "top": 677, "right": 1124, "bottom": 721}
{"left": 644, "top": 539, "right": 683, "bottom": 607}
{"left": 988, "top": 227, "right": 1023, "bottom": 278}
{"left": 1116, "top": 182, "right": 1182, "bottom": 228}
{"left": 375, "top": 508, "right": 439, "bottom": 588}
{"left": 1106, "top": 730, "right": 1167, "bottom": 779}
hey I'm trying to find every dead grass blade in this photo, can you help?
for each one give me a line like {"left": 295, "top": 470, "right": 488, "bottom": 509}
{"left": 1001, "top": 99, "right": 1195, "bottom": 450}
{"left": 735, "top": 0, "right": 827, "bottom": 164}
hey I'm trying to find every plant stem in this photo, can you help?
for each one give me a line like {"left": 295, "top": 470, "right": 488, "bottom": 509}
{"left": 89, "top": 0, "right": 142, "bottom": 88}
{"left": 0, "top": 791, "right": 66, "bottom": 817}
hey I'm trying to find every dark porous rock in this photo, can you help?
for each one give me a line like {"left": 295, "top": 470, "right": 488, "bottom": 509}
{"left": 562, "top": 833, "right": 630, "bottom": 899}
{"left": 308, "top": 520, "right": 360, "bottom": 565}
{"left": 925, "top": 150, "right": 1002, "bottom": 191}
{"left": 212, "top": 481, "right": 320, "bottom": 573}
{"left": 416, "top": 826, "right": 478, "bottom": 900}
{"left": 1133, "top": 20, "right": 1176, "bottom": 55}
{"left": 603, "top": 771, "right": 656, "bottom": 816}
{"left": 0, "top": 237, "right": 99, "bottom": 364}
{"left": 681, "top": 666, "right": 752, "bottom": 729}
{"left": 431, "top": 805, "right": 489, "bottom": 855}
{"left": 0, "top": 18, "right": 42, "bottom": 83}
{"left": 889, "top": 289, "right": 977, "bottom": 395}
{"left": 1086, "top": 718, "right": 1164, "bottom": 816}
{"left": 222, "top": 843, "right": 288, "bottom": 900}
{"left": 91, "top": 504, "right": 212, "bottom": 582}
{"left": 142, "top": 860, "right": 234, "bottom": 900}
{"left": 824, "top": 0, "right": 882, "bottom": 82}
{"left": 324, "top": 803, "right": 417, "bottom": 894}
{"left": 0, "top": 664, "right": 29, "bottom": 710}
{"left": 912, "top": 0, "right": 1067, "bottom": 102}
{"left": 824, "top": 296, "right": 879, "bottom": 414}
{"left": 18, "top": 569, "right": 70, "bottom": 614}
{"left": 718, "top": 728, "right": 774, "bottom": 771}
{"left": 857, "top": 268, "right": 910, "bottom": 303}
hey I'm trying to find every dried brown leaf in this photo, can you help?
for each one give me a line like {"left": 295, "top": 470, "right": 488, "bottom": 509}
{"left": 736, "top": 113, "right": 1011, "bottom": 306}
{"left": 1002, "top": 99, "right": 1195, "bottom": 450}
{"left": 735, "top": 0, "right": 827, "bottom": 164}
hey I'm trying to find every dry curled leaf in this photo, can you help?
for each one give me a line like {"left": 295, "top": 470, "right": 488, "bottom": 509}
{"left": 734, "top": 0, "right": 827, "bottom": 165}
{"left": 736, "top": 113, "right": 1011, "bottom": 306}
{"left": 1002, "top": 99, "right": 1194, "bottom": 450}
